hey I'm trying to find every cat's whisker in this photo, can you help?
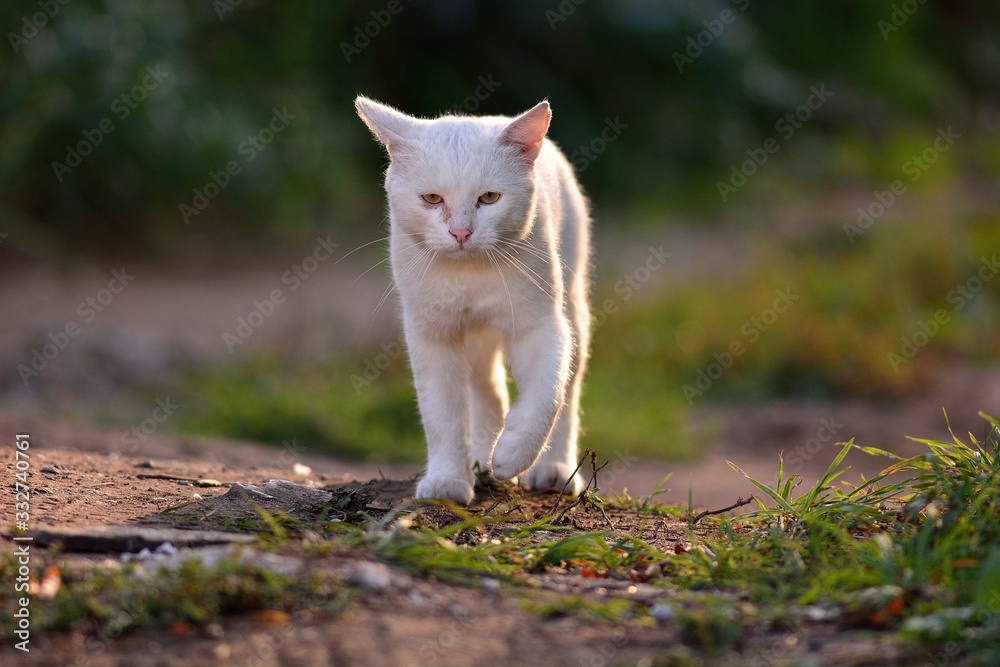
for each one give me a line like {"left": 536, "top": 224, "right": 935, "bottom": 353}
{"left": 493, "top": 245, "right": 556, "bottom": 299}
{"left": 505, "top": 239, "right": 578, "bottom": 278}
{"left": 335, "top": 236, "right": 391, "bottom": 264}
{"left": 366, "top": 281, "right": 397, "bottom": 333}
{"left": 351, "top": 239, "right": 426, "bottom": 285}
{"left": 487, "top": 249, "right": 516, "bottom": 332}
{"left": 364, "top": 243, "right": 432, "bottom": 332}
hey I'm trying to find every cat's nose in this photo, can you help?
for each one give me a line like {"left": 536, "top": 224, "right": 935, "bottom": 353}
{"left": 450, "top": 228, "right": 472, "bottom": 245}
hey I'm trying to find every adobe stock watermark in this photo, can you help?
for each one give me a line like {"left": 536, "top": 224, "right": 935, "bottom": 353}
{"left": 442, "top": 75, "right": 502, "bottom": 115}
{"left": 591, "top": 244, "right": 672, "bottom": 329}
{"left": 672, "top": 0, "right": 751, "bottom": 73}
{"left": 7, "top": 0, "right": 71, "bottom": 54}
{"left": 16, "top": 268, "right": 135, "bottom": 385}
{"left": 51, "top": 65, "right": 170, "bottom": 182}
{"left": 717, "top": 84, "right": 833, "bottom": 201}
{"left": 546, "top": 0, "right": 587, "bottom": 31}
{"left": 351, "top": 280, "right": 464, "bottom": 393}
{"left": 340, "top": 0, "right": 411, "bottom": 63}
{"left": 783, "top": 416, "right": 845, "bottom": 475}
{"left": 843, "top": 126, "right": 960, "bottom": 243}
{"left": 925, "top": 589, "right": 1000, "bottom": 667}
{"left": 887, "top": 254, "right": 998, "bottom": 373}
{"left": 569, "top": 116, "right": 628, "bottom": 173}
{"left": 213, "top": 0, "right": 245, "bottom": 21}
{"left": 682, "top": 287, "right": 800, "bottom": 404}
{"left": 179, "top": 106, "right": 296, "bottom": 225}
{"left": 878, "top": 0, "right": 927, "bottom": 41}
{"left": 222, "top": 235, "right": 338, "bottom": 352}
{"left": 120, "top": 398, "right": 179, "bottom": 453}
{"left": 416, "top": 609, "right": 476, "bottom": 666}
{"left": 575, "top": 627, "right": 629, "bottom": 667}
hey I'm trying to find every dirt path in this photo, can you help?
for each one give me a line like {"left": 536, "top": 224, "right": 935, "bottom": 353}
{"left": 1, "top": 441, "right": 923, "bottom": 667}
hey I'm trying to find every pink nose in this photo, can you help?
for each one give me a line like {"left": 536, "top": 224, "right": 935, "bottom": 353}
{"left": 450, "top": 228, "right": 472, "bottom": 245}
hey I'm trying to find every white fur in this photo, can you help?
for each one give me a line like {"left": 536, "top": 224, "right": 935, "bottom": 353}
{"left": 356, "top": 96, "right": 591, "bottom": 504}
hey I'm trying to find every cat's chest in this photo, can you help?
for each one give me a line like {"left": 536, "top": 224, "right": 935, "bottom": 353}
{"left": 396, "top": 258, "right": 550, "bottom": 338}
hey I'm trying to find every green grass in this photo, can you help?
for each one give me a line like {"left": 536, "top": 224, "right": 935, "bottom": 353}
{"left": 594, "top": 212, "right": 1000, "bottom": 404}
{"left": 173, "top": 353, "right": 428, "bottom": 463}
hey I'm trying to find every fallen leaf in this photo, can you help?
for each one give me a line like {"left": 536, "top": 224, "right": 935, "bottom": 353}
{"left": 254, "top": 610, "right": 290, "bottom": 625}
{"left": 37, "top": 566, "right": 61, "bottom": 600}
{"left": 168, "top": 621, "right": 191, "bottom": 635}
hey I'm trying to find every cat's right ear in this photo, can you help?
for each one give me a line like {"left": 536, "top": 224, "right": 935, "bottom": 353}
{"left": 355, "top": 96, "right": 417, "bottom": 157}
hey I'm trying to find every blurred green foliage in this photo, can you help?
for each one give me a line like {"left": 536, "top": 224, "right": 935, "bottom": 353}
{"left": 7, "top": 1, "right": 1000, "bottom": 462}
{"left": 3, "top": 0, "right": 1000, "bottom": 255}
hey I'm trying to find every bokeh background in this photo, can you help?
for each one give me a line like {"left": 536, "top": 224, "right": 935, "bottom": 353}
{"left": 3, "top": 0, "right": 999, "bottom": 498}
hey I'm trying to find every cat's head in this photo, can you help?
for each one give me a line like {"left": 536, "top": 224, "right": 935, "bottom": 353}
{"left": 356, "top": 96, "right": 551, "bottom": 256}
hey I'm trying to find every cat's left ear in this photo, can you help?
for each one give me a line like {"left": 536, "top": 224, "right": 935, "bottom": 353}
{"left": 355, "top": 96, "right": 418, "bottom": 156}
{"left": 500, "top": 101, "right": 551, "bottom": 165}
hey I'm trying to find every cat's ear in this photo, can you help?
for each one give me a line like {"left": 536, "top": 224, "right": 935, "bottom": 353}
{"left": 355, "top": 96, "right": 418, "bottom": 156}
{"left": 500, "top": 101, "right": 551, "bottom": 165}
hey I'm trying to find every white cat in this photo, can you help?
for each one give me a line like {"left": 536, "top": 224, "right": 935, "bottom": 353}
{"left": 355, "top": 96, "right": 591, "bottom": 504}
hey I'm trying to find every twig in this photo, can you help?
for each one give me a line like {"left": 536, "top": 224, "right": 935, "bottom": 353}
{"left": 690, "top": 496, "right": 754, "bottom": 525}
{"left": 136, "top": 473, "right": 228, "bottom": 487}
{"left": 552, "top": 450, "right": 615, "bottom": 530}
{"left": 137, "top": 473, "right": 192, "bottom": 481}
{"left": 548, "top": 450, "right": 593, "bottom": 517}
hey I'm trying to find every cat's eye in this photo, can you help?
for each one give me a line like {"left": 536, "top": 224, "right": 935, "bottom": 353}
{"left": 478, "top": 192, "right": 501, "bottom": 205}
{"left": 421, "top": 194, "right": 444, "bottom": 204}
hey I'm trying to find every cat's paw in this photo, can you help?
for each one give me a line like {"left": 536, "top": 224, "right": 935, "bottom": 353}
{"left": 491, "top": 433, "right": 541, "bottom": 481}
{"left": 415, "top": 472, "right": 475, "bottom": 505}
{"left": 521, "top": 462, "right": 584, "bottom": 495}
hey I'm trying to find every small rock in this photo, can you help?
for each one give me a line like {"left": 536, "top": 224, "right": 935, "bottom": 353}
{"left": 649, "top": 603, "right": 675, "bottom": 621}
{"left": 293, "top": 463, "right": 312, "bottom": 476}
{"left": 155, "top": 542, "right": 178, "bottom": 556}
{"left": 194, "top": 479, "right": 222, "bottom": 487}
{"left": 40, "top": 466, "right": 65, "bottom": 475}
{"left": 348, "top": 561, "right": 394, "bottom": 591}
{"left": 134, "top": 461, "right": 156, "bottom": 469}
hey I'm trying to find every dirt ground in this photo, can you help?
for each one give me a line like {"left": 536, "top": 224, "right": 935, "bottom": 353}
{"left": 1, "top": 432, "right": 923, "bottom": 667}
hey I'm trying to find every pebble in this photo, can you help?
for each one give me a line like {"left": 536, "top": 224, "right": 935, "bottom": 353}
{"left": 481, "top": 577, "right": 501, "bottom": 595}
{"left": 348, "top": 561, "right": 394, "bottom": 591}
{"left": 649, "top": 603, "right": 675, "bottom": 621}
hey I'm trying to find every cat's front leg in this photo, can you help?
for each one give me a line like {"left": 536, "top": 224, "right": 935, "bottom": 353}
{"left": 491, "top": 317, "right": 572, "bottom": 482}
{"left": 408, "top": 333, "right": 475, "bottom": 504}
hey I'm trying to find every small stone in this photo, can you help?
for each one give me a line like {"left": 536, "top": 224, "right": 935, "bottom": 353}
{"left": 481, "top": 578, "right": 501, "bottom": 596}
{"left": 194, "top": 479, "right": 222, "bottom": 487}
{"left": 649, "top": 603, "right": 675, "bottom": 621}
{"left": 348, "top": 561, "right": 394, "bottom": 591}
{"left": 40, "top": 466, "right": 64, "bottom": 474}
{"left": 293, "top": 463, "right": 312, "bottom": 476}
{"left": 155, "top": 542, "right": 178, "bottom": 556}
